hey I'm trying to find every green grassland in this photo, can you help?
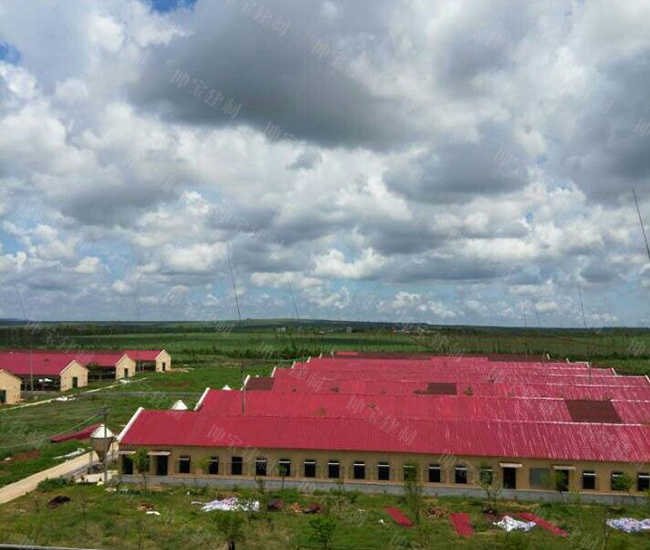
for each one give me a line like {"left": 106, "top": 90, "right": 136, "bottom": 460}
{"left": 1, "top": 482, "right": 650, "bottom": 549}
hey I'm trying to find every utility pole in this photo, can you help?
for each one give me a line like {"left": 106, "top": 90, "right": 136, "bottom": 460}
{"left": 241, "top": 364, "right": 246, "bottom": 414}
{"left": 102, "top": 407, "right": 108, "bottom": 484}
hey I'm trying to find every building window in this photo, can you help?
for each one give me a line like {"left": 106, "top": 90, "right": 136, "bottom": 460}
{"left": 279, "top": 459, "right": 291, "bottom": 478}
{"left": 179, "top": 455, "right": 191, "bottom": 474}
{"left": 121, "top": 455, "right": 134, "bottom": 475}
{"left": 455, "top": 466, "right": 468, "bottom": 484}
{"left": 637, "top": 473, "right": 650, "bottom": 492}
{"left": 304, "top": 459, "right": 316, "bottom": 478}
{"left": 328, "top": 461, "right": 340, "bottom": 479}
{"left": 208, "top": 456, "right": 219, "bottom": 475}
{"left": 428, "top": 464, "right": 441, "bottom": 483}
{"left": 231, "top": 456, "right": 243, "bottom": 476}
{"left": 377, "top": 462, "right": 390, "bottom": 481}
{"left": 353, "top": 461, "right": 365, "bottom": 480}
{"left": 255, "top": 458, "right": 267, "bottom": 477}
{"left": 582, "top": 470, "right": 596, "bottom": 490}
{"left": 529, "top": 468, "right": 550, "bottom": 489}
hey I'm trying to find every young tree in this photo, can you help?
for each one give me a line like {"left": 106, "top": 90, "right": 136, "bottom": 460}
{"left": 477, "top": 462, "right": 500, "bottom": 504}
{"left": 278, "top": 463, "right": 288, "bottom": 492}
{"left": 403, "top": 461, "right": 424, "bottom": 525}
{"left": 308, "top": 516, "right": 338, "bottom": 550}
{"left": 133, "top": 449, "right": 150, "bottom": 491}
{"left": 611, "top": 473, "right": 634, "bottom": 494}
{"left": 213, "top": 512, "right": 246, "bottom": 550}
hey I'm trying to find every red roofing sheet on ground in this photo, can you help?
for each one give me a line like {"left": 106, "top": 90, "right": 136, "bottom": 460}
{"left": 517, "top": 513, "right": 567, "bottom": 537}
{"left": 385, "top": 507, "right": 413, "bottom": 527}
{"left": 50, "top": 422, "right": 101, "bottom": 443}
{"left": 449, "top": 513, "right": 474, "bottom": 537}
{"left": 120, "top": 410, "right": 650, "bottom": 463}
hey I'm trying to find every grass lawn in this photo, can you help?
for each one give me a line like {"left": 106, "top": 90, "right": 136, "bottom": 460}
{"left": 1, "top": 482, "right": 649, "bottom": 549}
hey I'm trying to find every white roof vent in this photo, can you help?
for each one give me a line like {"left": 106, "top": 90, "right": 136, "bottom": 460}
{"left": 170, "top": 400, "right": 188, "bottom": 410}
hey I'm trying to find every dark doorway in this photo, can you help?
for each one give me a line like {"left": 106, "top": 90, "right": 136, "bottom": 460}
{"left": 0, "top": 390, "right": 6, "bottom": 404}
{"left": 72, "top": 377, "right": 78, "bottom": 389}
{"left": 122, "top": 455, "right": 134, "bottom": 475}
{"left": 156, "top": 455, "right": 168, "bottom": 476}
{"left": 503, "top": 467, "right": 517, "bottom": 489}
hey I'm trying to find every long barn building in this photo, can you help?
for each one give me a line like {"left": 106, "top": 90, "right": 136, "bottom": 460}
{"left": 117, "top": 354, "right": 650, "bottom": 502}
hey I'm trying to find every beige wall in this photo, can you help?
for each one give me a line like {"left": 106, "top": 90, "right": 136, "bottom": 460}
{"left": 0, "top": 370, "right": 21, "bottom": 404}
{"left": 60, "top": 361, "right": 89, "bottom": 391}
{"left": 119, "top": 444, "right": 649, "bottom": 496}
{"left": 116, "top": 356, "right": 136, "bottom": 380}
{"left": 156, "top": 351, "right": 171, "bottom": 372}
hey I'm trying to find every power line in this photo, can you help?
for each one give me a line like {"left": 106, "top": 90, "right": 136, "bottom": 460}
{"left": 633, "top": 188, "right": 650, "bottom": 262}
{"left": 289, "top": 283, "right": 300, "bottom": 319}
{"left": 226, "top": 244, "right": 242, "bottom": 323}
{"left": 577, "top": 284, "right": 587, "bottom": 330}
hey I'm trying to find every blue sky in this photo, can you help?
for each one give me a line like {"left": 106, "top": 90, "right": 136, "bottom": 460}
{"left": 1, "top": 0, "right": 650, "bottom": 325}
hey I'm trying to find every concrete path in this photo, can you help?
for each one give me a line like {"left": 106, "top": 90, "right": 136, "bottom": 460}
{"left": 0, "top": 445, "right": 118, "bottom": 505}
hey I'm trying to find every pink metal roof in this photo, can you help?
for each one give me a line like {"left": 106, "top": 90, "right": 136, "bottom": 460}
{"left": 79, "top": 352, "right": 131, "bottom": 368}
{"left": 270, "top": 376, "right": 650, "bottom": 400}
{"left": 0, "top": 351, "right": 80, "bottom": 376}
{"left": 276, "top": 369, "right": 642, "bottom": 386}
{"left": 120, "top": 410, "right": 650, "bottom": 463}
{"left": 124, "top": 350, "right": 163, "bottom": 361}
{"left": 200, "top": 389, "right": 647, "bottom": 425}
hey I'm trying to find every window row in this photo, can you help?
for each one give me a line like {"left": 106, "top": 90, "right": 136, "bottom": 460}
{"left": 120, "top": 456, "right": 649, "bottom": 492}
{"left": 529, "top": 468, "right": 650, "bottom": 492}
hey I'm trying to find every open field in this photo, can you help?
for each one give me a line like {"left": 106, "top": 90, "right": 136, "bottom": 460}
{"left": 1, "top": 482, "right": 650, "bottom": 549}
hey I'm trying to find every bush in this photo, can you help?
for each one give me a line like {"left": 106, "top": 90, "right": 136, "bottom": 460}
{"left": 37, "top": 478, "right": 73, "bottom": 492}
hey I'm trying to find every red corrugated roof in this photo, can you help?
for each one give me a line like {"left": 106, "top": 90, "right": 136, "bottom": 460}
{"left": 276, "top": 369, "right": 643, "bottom": 386}
{"left": 80, "top": 352, "right": 131, "bottom": 368}
{"left": 270, "top": 377, "right": 650, "bottom": 400}
{"left": 200, "top": 389, "right": 648, "bottom": 424}
{"left": 119, "top": 410, "right": 650, "bottom": 463}
{"left": 124, "top": 350, "right": 163, "bottom": 361}
{"left": 0, "top": 351, "right": 80, "bottom": 376}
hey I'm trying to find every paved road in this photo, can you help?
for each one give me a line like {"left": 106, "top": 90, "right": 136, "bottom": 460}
{"left": 0, "top": 445, "right": 118, "bottom": 506}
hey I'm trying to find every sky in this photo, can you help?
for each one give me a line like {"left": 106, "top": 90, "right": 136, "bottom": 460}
{"left": 0, "top": 0, "right": 650, "bottom": 326}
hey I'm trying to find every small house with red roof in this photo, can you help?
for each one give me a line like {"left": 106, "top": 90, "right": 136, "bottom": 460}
{"left": 124, "top": 349, "right": 171, "bottom": 372}
{"left": 0, "top": 351, "right": 88, "bottom": 392}
{"left": 0, "top": 369, "right": 22, "bottom": 404}
{"left": 79, "top": 352, "right": 136, "bottom": 381}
